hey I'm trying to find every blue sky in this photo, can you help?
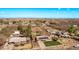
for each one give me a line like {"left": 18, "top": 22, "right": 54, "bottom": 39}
{"left": 0, "top": 8, "right": 79, "bottom": 18}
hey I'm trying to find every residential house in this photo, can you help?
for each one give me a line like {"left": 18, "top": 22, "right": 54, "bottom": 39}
{"left": 8, "top": 31, "right": 30, "bottom": 45}
{"left": 36, "top": 35, "right": 49, "bottom": 41}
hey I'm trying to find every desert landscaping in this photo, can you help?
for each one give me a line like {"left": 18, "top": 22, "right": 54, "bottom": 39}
{"left": 0, "top": 18, "right": 79, "bottom": 50}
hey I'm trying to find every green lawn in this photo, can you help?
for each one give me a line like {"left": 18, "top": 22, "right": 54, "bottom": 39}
{"left": 43, "top": 40, "right": 61, "bottom": 46}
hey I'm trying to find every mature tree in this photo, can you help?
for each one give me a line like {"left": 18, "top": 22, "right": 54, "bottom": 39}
{"left": 0, "top": 20, "right": 3, "bottom": 25}
{"left": 18, "top": 21, "right": 32, "bottom": 37}
{"left": 17, "top": 25, "right": 23, "bottom": 33}
{"left": 68, "top": 24, "right": 77, "bottom": 35}
{"left": 13, "top": 21, "right": 17, "bottom": 24}
{"left": 26, "top": 22, "right": 32, "bottom": 37}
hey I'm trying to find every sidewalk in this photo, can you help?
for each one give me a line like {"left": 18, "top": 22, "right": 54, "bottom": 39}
{"left": 37, "top": 40, "right": 46, "bottom": 49}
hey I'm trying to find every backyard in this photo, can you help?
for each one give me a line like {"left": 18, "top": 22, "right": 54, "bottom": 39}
{"left": 43, "top": 40, "right": 61, "bottom": 46}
